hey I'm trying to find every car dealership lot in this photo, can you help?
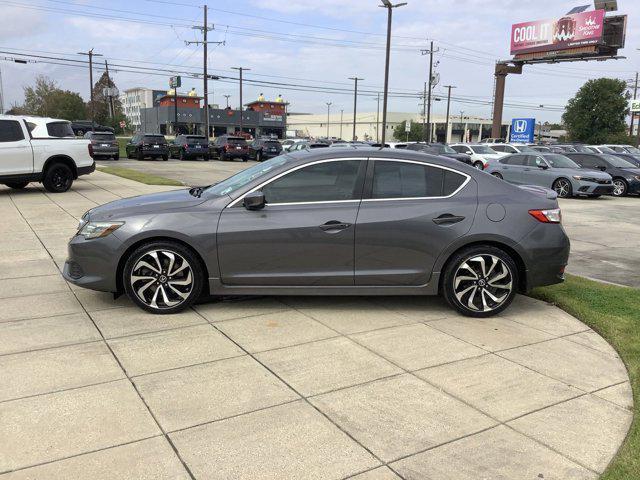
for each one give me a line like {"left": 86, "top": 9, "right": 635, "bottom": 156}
{"left": 0, "top": 173, "right": 632, "bottom": 479}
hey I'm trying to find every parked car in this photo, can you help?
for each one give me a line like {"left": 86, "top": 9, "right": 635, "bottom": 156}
{"left": 125, "top": 134, "right": 169, "bottom": 161}
{"left": 84, "top": 131, "right": 119, "bottom": 160}
{"left": 611, "top": 153, "right": 640, "bottom": 168}
{"left": 281, "top": 139, "right": 308, "bottom": 151}
{"left": 529, "top": 145, "right": 552, "bottom": 153}
{"left": 603, "top": 144, "right": 640, "bottom": 156}
{"left": 484, "top": 143, "right": 538, "bottom": 155}
{"left": 585, "top": 145, "right": 617, "bottom": 154}
{"left": 248, "top": 138, "right": 283, "bottom": 162}
{"left": 169, "top": 135, "right": 210, "bottom": 161}
{"left": 406, "top": 143, "right": 473, "bottom": 166}
{"left": 549, "top": 145, "right": 576, "bottom": 153}
{"left": 289, "top": 142, "right": 330, "bottom": 152}
{"left": 565, "top": 152, "right": 640, "bottom": 197}
{"left": 449, "top": 144, "right": 507, "bottom": 170}
{"left": 483, "top": 138, "right": 506, "bottom": 144}
{"left": 554, "top": 144, "right": 592, "bottom": 153}
{"left": 486, "top": 152, "right": 613, "bottom": 198}
{"left": 211, "top": 135, "right": 250, "bottom": 161}
{"left": 0, "top": 115, "right": 95, "bottom": 192}
{"left": 71, "top": 120, "right": 114, "bottom": 137}
{"left": 63, "top": 149, "right": 569, "bottom": 318}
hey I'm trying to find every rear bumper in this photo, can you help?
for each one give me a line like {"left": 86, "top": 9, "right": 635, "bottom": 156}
{"left": 182, "top": 148, "right": 209, "bottom": 158}
{"left": 141, "top": 148, "right": 168, "bottom": 156}
{"left": 519, "top": 223, "right": 570, "bottom": 290}
{"left": 77, "top": 162, "right": 96, "bottom": 177}
{"left": 91, "top": 146, "right": 119, "bottom": 157}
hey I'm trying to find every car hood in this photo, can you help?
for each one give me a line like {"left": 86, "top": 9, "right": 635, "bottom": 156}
{"left": 85, "top": 188, "right": 207, "bottom": 221}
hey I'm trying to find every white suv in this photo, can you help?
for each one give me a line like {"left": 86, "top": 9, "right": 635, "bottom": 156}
{"left": 450, "top": 144, "right": 508, "bottom": 170}
{"left": 0, "top": 115, "right": 95, "bottom": 192}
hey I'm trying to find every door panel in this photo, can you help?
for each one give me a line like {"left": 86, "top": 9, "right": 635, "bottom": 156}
{"left": 0, "top": 120, "right": 33, "bottom": 175}
{"left": 355, "top": 160, "right": 478, "bottom": 286}
{"left": 218, "top": 203, "right": 359, "bottom": 286}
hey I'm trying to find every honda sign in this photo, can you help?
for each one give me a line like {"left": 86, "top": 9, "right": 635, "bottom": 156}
{"left": 510, "top": 118, "right": 535, "bottom": 143}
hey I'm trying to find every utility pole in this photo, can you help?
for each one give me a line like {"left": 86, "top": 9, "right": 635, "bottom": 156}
{"left": 422, "top": 82, "right": 427, "bottom": 139}
{"left": 349, "top": 77, "right": 364, "bottom": 141}
{"left": 380, "top": 0, "right": 406, "bottom": 146}
{"left": 326, "top": 102, "right": 332, "bottom": 138}
{"left": 630, "top": 72, "right": 638, "bottom": 136}
{"left": 0, "top": 65, "right": 5, "bottom": 114}
{"left": 231, "top": 67, "right": 250, "bottom": 134}
{"left": 184, "top": 6, "right": 223, "bottom": 139}
{"left": 78, "top": 49, "right": 103, "bottom": 130}
{"left": 443, "top": 85, "right": 456, "bottom": 144}
{"left": 104, "top": 60, "right": 116, "bottom": 120}
{"left": 375, "top": 93, "right": 381, "bottom": 143}
{"left": 223, "top": 94, "right": 231, "bottom": 108}
{"left": 421, "top": 41, "right": 438, "bottom": 143}
{"left": 340, "top": 109, "right": 344, "bottom": 139}
{"left": 460, "top": 111, "right": 465, "bottom": 142}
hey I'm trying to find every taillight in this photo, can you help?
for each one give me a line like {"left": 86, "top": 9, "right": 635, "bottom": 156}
{"left": 224, "top": 144, "right": 230, "bottom": 151}
{"left": 529, "top": 208, "right": 561, "bottom": 223}
{"left": 184, "top": 144, "right": 189, "bottom": 148}
{"left": 88, "top": 144, "right": 94, "bottom": 158}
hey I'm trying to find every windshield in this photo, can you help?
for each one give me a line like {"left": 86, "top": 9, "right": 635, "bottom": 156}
{"left": 469, "top": 145, "right": 496, "bottom": 154}
{"left": 206, "top": 156, "right": 290, "bottom": 196}
{"left": 543, "top": 154, "right": 579, "bottom": 169}
{"left": 571, "top": 145, "right": 592, "bottom": 153}
{"left": 623, "top": 146, "right": 640, "bottom": 154}
{"left": 601, "top": 154, "right": 637, "bottom": 168}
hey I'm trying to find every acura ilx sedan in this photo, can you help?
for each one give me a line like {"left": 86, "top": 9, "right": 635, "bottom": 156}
{"left": 64, "top": 149, "right": 570, "bottom": 317}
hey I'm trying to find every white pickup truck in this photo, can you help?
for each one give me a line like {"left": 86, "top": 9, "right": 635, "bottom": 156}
{"left": 0, "top": 115, "right": 95, "bottom": 193}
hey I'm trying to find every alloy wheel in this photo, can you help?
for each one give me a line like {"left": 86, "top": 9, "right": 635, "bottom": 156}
{"left": 612, "top": 179, "right": 626, "bottom": 196}
{"left": 51, "top": 167, "right": 72, "bottom": 191}
{"left": 130, "top": 249, "right": 194, "bottom": 310}
{"left": 553, "top": 179, "right": 571, "bottom": 198}
{"left": 453, "top": 254, "right": 513, "bottom": 313}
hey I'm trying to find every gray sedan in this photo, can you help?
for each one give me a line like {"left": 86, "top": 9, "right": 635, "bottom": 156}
{"left": 486, "top": 153, "right": 613, "bottom": 198}
{"left": 63, "top": 149, "right": 569, "bottom": 318}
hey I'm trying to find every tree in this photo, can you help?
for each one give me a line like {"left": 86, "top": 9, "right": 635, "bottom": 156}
{"left": 21, "top": 76, "right": 86, "bottom": 120}
{"left": 562, "top": 78, "right": 629, "bottom": 144}
{"left": 87, "top": 71, "right": 126, "bottom": 131}
{"left": 393, "top": 120, "right": 426, "bottom": 142}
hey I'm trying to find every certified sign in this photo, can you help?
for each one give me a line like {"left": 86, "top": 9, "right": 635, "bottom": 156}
{"left": 630, "top": 100, "right": 640, "bottom": 113}
{"left": 510, "top": 118, "right": 535, "bottom": 143}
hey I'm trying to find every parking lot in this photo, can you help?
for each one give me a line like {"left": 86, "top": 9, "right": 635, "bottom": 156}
{"left": 0, "top": 172, "right": 632, "bottom": 479}
{"left": 98, "top": 157, "right": 640, "bottom": 288}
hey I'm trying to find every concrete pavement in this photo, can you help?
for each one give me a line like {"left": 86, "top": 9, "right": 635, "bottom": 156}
{"left": 0, "top": 173, "right": 633, "bottom": 479}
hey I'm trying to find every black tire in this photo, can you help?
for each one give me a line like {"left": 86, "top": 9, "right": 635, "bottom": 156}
{"left": 43, "top": 163, "right": 74, "bottom": 193}
{"left": 612, "top": 178, "right": 628, "bottom": 197}
{"left": 137, "top": 149, "right": 144, "bottom": 161}
{"left": 256, "top": 151, "right": 263, "bottom": 162}
{"left": 491, "top": 172, "right": 503, "bottom": 179}
{"left": 203, "top": 155, "right": 210, "bottom": 162}
{"left": 552, "top": 178, "right": 573, "bottom": 198}
{"left": 179, "top": 149, "right": 185, "bottom": 161}
{"left": 162, "top": 155, "right": 169, "bottom": 161}
{"left": 442, "top": 245, "right": 518, "bottom": 318}
{"left": 220, "top": 152, "right": 228, "bottom": 161}
{"left": 5, "top": 181, "right": 29, "bottom": 189}
{"left": 126, "top": 149, "right": 133, "bottom": 159}
{"left": 242, "top": 156, "right": 248, "bottom": 162}
{"left": 473, "top": 161, "right": 484, "bottom": 170}
{"left": 123, "top": 241, "right": 204, "bottom": 315}
{"left": 114, "top": 154, "right": 119, "bottom": 161}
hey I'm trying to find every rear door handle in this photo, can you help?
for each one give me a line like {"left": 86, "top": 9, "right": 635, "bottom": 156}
{"left": 433, "top": 214, "right": 465, "bottom": 225}
{"left": 319, "top": 220, "right": 352, "bottom": 232}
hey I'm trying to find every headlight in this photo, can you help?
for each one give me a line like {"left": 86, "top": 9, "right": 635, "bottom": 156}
{"left": 77, "top": 221, "right": 124, "bottom": 239}
{"left": 572, "top": 176, "right": 599, "bottom": 182}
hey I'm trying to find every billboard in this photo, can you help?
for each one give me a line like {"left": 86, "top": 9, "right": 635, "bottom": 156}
{"left": 510, "top": 118, "right": 535, "bottom": 143}
{"left": 511, "top": 10, "right": 605, "bottom": 55}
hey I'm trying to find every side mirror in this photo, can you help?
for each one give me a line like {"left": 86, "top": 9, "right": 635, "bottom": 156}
{"left": 538, "top": 164, "right": 548, "bottom": 169}
{"left": 243, "top": 191, "right": 266, "bottom": 210}
{"left": 598, "top": 165, "right": 607, "bottom": 171}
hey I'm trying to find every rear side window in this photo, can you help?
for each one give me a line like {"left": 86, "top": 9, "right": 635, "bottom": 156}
{"left": 46, "top": 122, "right": 74, "bottom": 138}
{"left": 0, "top": 120, "right": 25, "bottom": 142}
{"left": 506, "top": 155, "right": 526, "bottom": 166}
{"left": 371, "top": 161, "right": 466, "bottom": 199}
{"left": 262, "top": 160, "right": 362, "bottom": 204}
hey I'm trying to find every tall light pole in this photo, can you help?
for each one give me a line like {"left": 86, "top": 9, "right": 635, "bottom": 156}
{"left": 380, "top": 0, "right": 407, "bottom": 146}
{"left": 459, "top": 110, "right": 465, "bottom": 142}
{"left": 231, "top": 67, "right": 250, "bottom": 134}
{"left": 421, "top": 41, "right": 438, "bottom": 143}
{"left": 443, "top": 85, "right": 456, "bottom": 143}
{"left": 375, "top": 93, "right": 381, "bottom": 143}
{"left": 78, "top": 48, "right": 102, "bottom": 130}
{"left": 326, "top": 102, "right": 332, "bottom": 138}
{"left": 340, "top": 109, "right": 344, "bottom": 139}
{"left": 224, "top": 94, "right": 231, "bottom": 108}
{"left": 349, "top": 77, "right": 364, "bottom": 141}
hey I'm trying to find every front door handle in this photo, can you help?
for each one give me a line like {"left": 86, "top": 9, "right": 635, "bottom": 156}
{"left": 433, "top": 214, "right": 465, "bottom": 225}
{"left": 319, "top": 220, "right": 352, "bottom": 232}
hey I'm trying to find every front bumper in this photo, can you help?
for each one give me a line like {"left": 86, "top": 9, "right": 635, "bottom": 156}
{"left": 572, "top": 179, "right": 614, "bottom": 195}
{"left": 519, "top": 223, "right": 570, "bottom": 290}
{"left": 63, "top": 233, "right": 122, "bottom": 292}
{"left": 627, "top": 179, "right": 640, "bottom": 194}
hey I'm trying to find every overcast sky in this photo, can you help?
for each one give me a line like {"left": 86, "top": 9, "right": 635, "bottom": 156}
{"left": 1, "top": 0, "right": 639, "bottom": 123}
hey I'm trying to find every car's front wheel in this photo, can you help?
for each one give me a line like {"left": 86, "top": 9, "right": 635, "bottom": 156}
{"left": 552, "top": 178, "right": 572, "bottom": 198}
{"left": 123, "top": 241, "right": 204, "bottom": 314}
{"left": 442, "top": 245, "right": 518, "bottom": 317}
{"left": 612, "top": 178, "right": 628, "bottom": 197}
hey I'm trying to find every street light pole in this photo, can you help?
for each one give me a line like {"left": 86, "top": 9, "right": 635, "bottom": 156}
{"left": 340, "top": 109, "right": 344, "bottom": 139}
{"left": 326, "top": 102, "right": 332, "bottom": 138}
{"left": 231, "top": 67, "right": 251, "bottom": 135}
{"left": 443, "top": 85, "right": 456, "bottom": 143}
{"left": 380, "top": 0, "right": 407, "bottom": 146}
{"left": 349, "top": 76, "right": 364, "bottom": 141}
{"left": 459, "top": 110, "right": 465, "bottom": 142}
{"left": 421, "top": 41, "right": 438, "bottom": 143}
{"left": 77, "top": 48, "right": 103, "bottom": 131}
{"left": 375, "top": 93, "right": 381, "bottom": 143}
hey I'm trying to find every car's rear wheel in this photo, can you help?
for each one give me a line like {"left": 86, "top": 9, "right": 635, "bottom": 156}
{"left": 612, "top": 178, "right": 628, "bottom": 197}
{"left": 473, "top": 161, "right": 484, "bottom": 170}
{"left": 5, "top": 181, "right": 29, "bottom": 190}
{"left": 491, "top": 172, "right": 503, "bottom": 179}
{"left": 43, "top": 163, "right": 73, "bottom": 193}
{"left": 256, "top": 151, "right": 263, "bottom": 162}
{"left": 123, "top": 241, "right": 204, "bottom": 314}
{"left": 137, "top": 149, "right": 144, "bottom": 161}
{"left": 552, "top": 178, "right": 572, "bottom": 198}
{"left": 442, "top": 246, "right": 518, "bottom": 317}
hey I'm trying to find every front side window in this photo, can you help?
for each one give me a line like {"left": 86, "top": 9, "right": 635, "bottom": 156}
{"left": 371, "top": 160, "right": 466, "bottom": 199}
{"left": 262, "top": 160, "right": 363, "bottom": 204}
{"left": 0, "top": 120, "right": 25, "bottom": 142}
